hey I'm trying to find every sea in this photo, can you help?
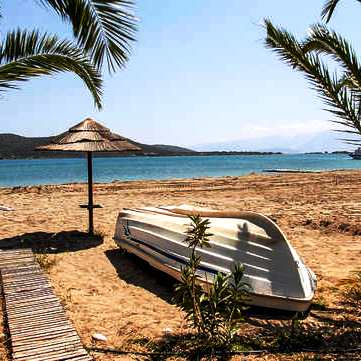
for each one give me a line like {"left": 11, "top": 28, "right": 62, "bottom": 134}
{"left": 0, "top": 153, "right": 360, "bottom": 188}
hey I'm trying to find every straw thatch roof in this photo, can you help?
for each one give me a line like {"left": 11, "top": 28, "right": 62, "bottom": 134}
{"left": 36, "top": 118, "right": 141, "bottom": 153}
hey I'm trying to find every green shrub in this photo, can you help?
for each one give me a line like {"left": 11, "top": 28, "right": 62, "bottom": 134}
{"left": 173, "top": 215, "right": 250, "bottom": 347}
{"left": 35, "top": 253, "right": 57, "bottom": 272}
{"left": 344, "top": 271, "right": 361, "bottom": 306}
{"left": 271, "top": 316, "right": 325, "bottom": 352}
{"left": 312, "top": 295, "right": 328, "bottom": 311}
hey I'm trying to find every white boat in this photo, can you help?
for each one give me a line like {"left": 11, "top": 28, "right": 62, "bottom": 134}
{"left": 114, "top": 205, "right": 316, "bottom": 313}
{"left": 350, "top": 147, "right": 361, "bottom": 159}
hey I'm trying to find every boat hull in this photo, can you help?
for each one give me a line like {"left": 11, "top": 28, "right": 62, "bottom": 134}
{"left": 115, "top": 234, "right": 313, "bottom": 313}
{"left": 350, "top": 154, "right": 361, "bottom": 159}
{"left": 114, "top": 206, "right": 316, "bottom": 314}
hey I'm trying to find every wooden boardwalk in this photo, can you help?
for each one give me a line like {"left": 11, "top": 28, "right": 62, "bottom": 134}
{"left": 0, "top": 249, "right": 92, "bottom": 361}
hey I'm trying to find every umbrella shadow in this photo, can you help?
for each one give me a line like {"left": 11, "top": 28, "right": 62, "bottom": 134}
{"left": 105, "top": 248, "right": 175, "bottom": 303}
{"left": 0, "top": 230, "right": 103, "bottom": 253}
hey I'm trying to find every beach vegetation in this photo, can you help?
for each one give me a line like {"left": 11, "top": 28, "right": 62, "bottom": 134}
{"left": 312, "top": 295, "right": 328, "bottom": 311}
{"left": 270, "top": 317, "right": 326, "bottom": 352}
{"left": 343, "top": 270, "right": 361, "bottom": 307}
{"left": 264, "top": 0, "right": 361, "bottom": 143}
{"left": 35, "top": 252, "right": 57, "bottom": 272}
{"left": 0, "top": 1, "right": 137, "bottom": 109}
{"left": 173, "top": 215, "right": 250, "bottom": 348}
{"left": 93, "top": 228, "right": 106, "bottom": 240}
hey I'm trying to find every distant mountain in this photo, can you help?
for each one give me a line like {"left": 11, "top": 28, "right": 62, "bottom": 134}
{"left": 192, "top": 131, "right": 356, "bottom": 153}
{"left": 146, "top": 144, "right": 195, "bottom": 153}
{"left": 0, "top": 134, "right": 196, "bottom": 159}
{"left": 2, "top": 129, "right": 356, "bottom": 160}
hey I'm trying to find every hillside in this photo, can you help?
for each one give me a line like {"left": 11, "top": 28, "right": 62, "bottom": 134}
{"left": 0, "top": 134, "right": 196, "bottom": 159}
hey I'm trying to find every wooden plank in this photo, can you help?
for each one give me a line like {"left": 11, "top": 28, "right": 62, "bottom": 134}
{"left": 8, "top": 304, "right": 62, "bottom": 313}
{"left": 11, "top": 324, "right": 75, "bottom": 338}
{"left": 7, "top": 312, "right": 68, "bottom": 324}
{"left": 7, "top": 298, "right": 61, "bottom": 309}
{"left": 11, "top": 327, "right": 77, "bottom": 343}
{"left": 4, "top": 285, "right": 55, "bottom": 295}
{"left": 3, "top": 274, "right": 50, "bottom": 282}
{"left": 9, "top": 317, "right": 69, "bottom": 330}
{"left": 3, "top": 274, "right": 49, "bottom": 282}
{"left": 13, "top": 340, "right": 82, "bottom": 358}
{"left": 8, "top": 310, "right": 65, "bottom": 320}
{"left": 8, "top": 307, "right": 65, "bottom": 319}
{"left": 5, "top": 294, "right": 59, "bottom": 307}
{"left": 13, "top": 335, "right": 81, "bottom": 352}
{"left": 0, "top": 249, "right": 92, "bottom": 361}
{"left": 2, "top": 264, "right": 40, "bottom": 271}
{"left": 11, "top": 331, "right": 79, "bottom": 347}
{"left": 10, "top": 320, "right": 71, "bottom": 333}
{"left": 14, "top": 348, "right": 89, "bottom": 361}
{"left": 7, "top": 302, "right": 62, "bottom": 314}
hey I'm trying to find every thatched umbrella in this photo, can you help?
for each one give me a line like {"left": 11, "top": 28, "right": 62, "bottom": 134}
{"left": 37, "top": 117, "right": 141, "bottom": 235}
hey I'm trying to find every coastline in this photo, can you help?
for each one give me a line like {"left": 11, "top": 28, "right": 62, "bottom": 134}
{"left": 0, "top": 150, "right": 352, "bottom": 161}
{"left": 0, "top": 153, "right": 358, "bottom": 188}
{"left": 0, "top": 167, "right": 353, "bottom": 190}
{"left": 0, "top": 151, "right": 283, "bottom": 161}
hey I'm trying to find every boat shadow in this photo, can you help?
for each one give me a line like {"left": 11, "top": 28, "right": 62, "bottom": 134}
{"left": 0, "top": 230, "right": 103, "bottom": 253}
{"left": 105, "top": 248, "right": 175, "bottom": 303}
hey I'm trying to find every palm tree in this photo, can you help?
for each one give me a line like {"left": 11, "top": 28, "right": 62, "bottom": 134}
{"left": 264, "top": 1, "right": 361, "bottom": 143}
{"left": 0, "top": 1, "right": 137, "bottom": 109}
{"left": 321, "top": 0, "right": 358, "bottom": 22}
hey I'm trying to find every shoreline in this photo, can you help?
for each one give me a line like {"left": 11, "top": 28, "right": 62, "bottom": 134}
{"left": 0, "top": 168, "right": 355, "bottom": 189}
{"left": 0, "top": 151, "right": 285, "bottom": 161}
{"left": 0, "top": 150, "right": 351, "bottom": 161}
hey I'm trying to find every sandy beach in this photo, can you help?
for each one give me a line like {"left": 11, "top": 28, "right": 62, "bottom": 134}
{"left": 1, "top": 170, "right": 361, "bottom": 360}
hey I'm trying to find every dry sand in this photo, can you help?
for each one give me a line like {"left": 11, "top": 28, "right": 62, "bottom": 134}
{"left": 0, "top": 170, "right": 361, "bottom": 360}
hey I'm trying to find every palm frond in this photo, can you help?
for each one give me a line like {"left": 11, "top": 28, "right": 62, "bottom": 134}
{"left": 321, "top": 0, "right": 341, "bottom": 22}
{"left": 39, "top": 0, "right": 137, "bottom": 72}
{"left": 0, "top": 29, "right": 102, "bottom": 108}
{"left": 264, "top": 19, "right": 361, "bottom": 135}
{"left": 303, "top": 24, "right": 361, "bottom": 89}
{"left": 321, "top": 0, "right": 361, "bottom": 22}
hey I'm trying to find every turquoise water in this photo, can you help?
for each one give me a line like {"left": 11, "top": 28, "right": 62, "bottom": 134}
{"left": 0, "top": 153, "right": 360, "bottom": 187}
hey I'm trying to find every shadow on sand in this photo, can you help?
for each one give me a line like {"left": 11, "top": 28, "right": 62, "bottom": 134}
{"left": 0, "top": 230, "right": 103, "bottom": 253}
{"left": 105, "top": 249, "right": 300, "bottom": 320}
{"left": 131, "top": 333, "right": 239, "bottom": 361}
{"left": 105, "top": 248, "right": 175, "bottom": 303}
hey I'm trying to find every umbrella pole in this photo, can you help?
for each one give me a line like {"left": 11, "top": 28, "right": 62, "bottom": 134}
{"left": 87, "top": 151, "right": 94, "bottom": 236}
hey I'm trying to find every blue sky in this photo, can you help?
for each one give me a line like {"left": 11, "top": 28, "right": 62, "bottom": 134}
{"left": 1, "top": 0, "right": 361, "bottom": 147}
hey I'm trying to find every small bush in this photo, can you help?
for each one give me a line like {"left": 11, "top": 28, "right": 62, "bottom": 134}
{"left": 35, "top": 253, "right": 57, "bottom": 272}
{"left": 93, "top": 229, "right": 106, "bottom": 240}
{"left": 343, "top": 271, "right": 361, "bottom": 306}
{"left": 173, "top": 215, "right": 250, "bottom": 348}
{"left": 312, "top": 295, "right": 328, "bottom": 311}
{"left": 271, "top": 316, "right": 325, "bottom": 352}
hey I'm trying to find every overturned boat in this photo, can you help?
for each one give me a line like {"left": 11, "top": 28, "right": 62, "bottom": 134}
{"left": 114, "top": 205, "right": 316, "bottom": 313}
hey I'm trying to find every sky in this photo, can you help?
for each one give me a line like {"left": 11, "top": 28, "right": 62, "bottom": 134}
{"left": 1, "top": 0, "right": 361, "bottom": 147}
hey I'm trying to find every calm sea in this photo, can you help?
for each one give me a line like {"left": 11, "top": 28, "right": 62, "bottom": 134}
{"left": 0, "top": 153, "right": 360, "bottom": 188}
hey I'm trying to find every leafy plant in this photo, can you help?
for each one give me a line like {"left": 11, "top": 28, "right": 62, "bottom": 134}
{"left": 312, "top": 295, "right": 328, "bottom": 311}
{"left": 343, "top": 271, "right": 361, "bottom": 306}
{"left": 0, "top": 1, "right": 137, "bottom": 109}
{"left": 271, "top": 315, "right": 325, "bottom": 352}
{"left": 35, "top": 253, "right": 57, "bottom": 272}
{"left": 173, "top": 215, "right": 250, "bottom": 347}
{"left": 264, "top": 1, "right": 361, "bottom": 144}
